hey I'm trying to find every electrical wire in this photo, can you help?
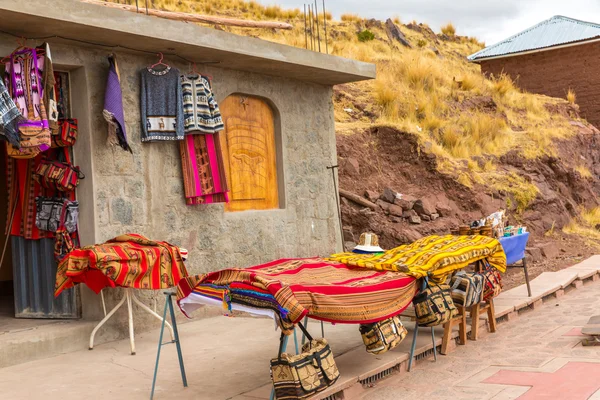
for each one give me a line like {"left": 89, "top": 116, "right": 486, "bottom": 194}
{"left": 0, "top": 29, "right": 221, "bottom": 66}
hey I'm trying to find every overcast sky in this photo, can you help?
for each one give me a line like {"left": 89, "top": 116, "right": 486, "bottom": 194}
{"left": 260, "top": 0, "right": 600, "bottom": 45}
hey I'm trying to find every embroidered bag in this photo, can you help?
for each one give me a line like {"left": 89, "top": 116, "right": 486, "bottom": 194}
{"left": 270, "top": 323, "right": 339, "bottom": 400}
{"left": 35, "top": 197, "right": 78, "bottom": 233}
{"left": 51, "top": 118, "right": 78, "bottom": 147}
{"left": 54, "top": 201, "right": 76, "bottom": 261}
{"left": 33, "top": 159, "right": 84, "bottom": 192}
{"left": 413, "top": 281, "right": 458, "bottom": 327}
{"left": 450, "top": 271, "right": 484, "bottom": 308}
{"left": 8, "top": 49, "right": 51, "bottom": 149}
{"left": 6, "top": 144, "right": 40, "bottom": 159}
{"left": 480, "top": 267, "right": 503, "bottom": 302}
{"left": 359, "top": 315, "right": 407, "bottom": 355}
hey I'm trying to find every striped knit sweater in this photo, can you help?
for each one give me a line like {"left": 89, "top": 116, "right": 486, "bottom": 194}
{"left": 180, "top": 74, "right": 224, "bottom": 134}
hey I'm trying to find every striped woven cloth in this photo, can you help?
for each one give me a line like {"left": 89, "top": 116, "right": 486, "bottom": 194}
{"left": 179, "top": 133, "right": 229, "bottom": 205}
{"left": 177, "top": 258, "right": 417, "bottom": 334}
{"left": 55, "top": 233, "right": 188, "bottom": 296}
{"left": 328, "top": 234, "right": 506, "bottom": 281}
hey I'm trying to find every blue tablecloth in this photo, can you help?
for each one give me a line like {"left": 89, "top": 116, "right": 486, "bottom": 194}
{"left": 499, "top": 232, "right": 530, "bottom": 265}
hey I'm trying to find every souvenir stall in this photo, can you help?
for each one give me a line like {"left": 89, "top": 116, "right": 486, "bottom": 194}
{"left": 171, "top": 234, "right": 507, "bottom": 400}
{"left": 0, "top": 41, "right": 83, "bottom": 318}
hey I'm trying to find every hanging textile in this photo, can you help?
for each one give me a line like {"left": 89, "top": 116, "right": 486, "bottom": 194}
{"left": 54, "top": 233, "right": 189, "bottom": 297}
{"left": 179, "top": 133, "right": 229, "bottom": 204}
{"left": 140, "top": 66, "right": 184, "bottom": 142}
{"left": 37, "top": 42, "right": 58, "bottom": 133}
{"left": 180, "top": 74, "right": 224, "bottom": 134}
{"left": 5, "top": 147, "right": 77, "bottom": 239}
{"left": 0, "top": 79, "right": 23, "bottom": 147}
{"left": 4, "top": 47, "right": 51, "bottom": 152}
{"left": 103, "top": 54, "right": 132, "bottom": 152}
{"left": 328, "top": 234, "right": 507, "bottom": 281}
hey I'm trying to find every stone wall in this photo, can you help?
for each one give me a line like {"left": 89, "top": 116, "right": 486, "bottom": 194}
{"left": 0, "top": 35, "right": 342, "bottom": 331}
{"left": 479, "top": 41, "right": 600, "bottom": 128}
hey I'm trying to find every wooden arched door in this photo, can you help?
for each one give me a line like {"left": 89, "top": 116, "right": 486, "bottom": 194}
{"left": 219, "top": 94, "right": 279, "bottom": 212}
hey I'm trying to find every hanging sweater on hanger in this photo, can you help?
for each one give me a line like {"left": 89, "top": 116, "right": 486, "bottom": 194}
{"left": 140, "top": 66, "right": 184, "bottom": 142}
{"left": 180, "top": 74, "right": 224, "bottom": 134}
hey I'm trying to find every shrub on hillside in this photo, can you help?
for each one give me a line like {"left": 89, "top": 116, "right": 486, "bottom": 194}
{"left": 441, "top": 23, "right": 456, "bottom": 36}
{"left": 357, "top": 29, "right": 375, "bottom": 42}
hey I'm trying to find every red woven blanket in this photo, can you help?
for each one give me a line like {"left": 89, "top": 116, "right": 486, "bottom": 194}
{"left": 177, "top": 258, "right": 417, "bottom": 328}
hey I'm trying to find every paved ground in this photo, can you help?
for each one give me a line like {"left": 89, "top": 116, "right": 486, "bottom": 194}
{"left": 0, "top": 279, "right": 598, "bottom": 400}
{"left": 361, "top": 280, "right": 600, "bottom": 400}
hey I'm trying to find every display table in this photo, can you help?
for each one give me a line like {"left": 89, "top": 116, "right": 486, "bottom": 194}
{"left": 499, "top": 233, "right": 531, "bottom": 296}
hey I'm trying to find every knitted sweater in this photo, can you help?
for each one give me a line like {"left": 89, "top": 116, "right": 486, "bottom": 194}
{"left": 140, "top": 66, "right": 184, "bottom": 142}
{"left": 180, "top": 74, "right": 224, "bottom": 134}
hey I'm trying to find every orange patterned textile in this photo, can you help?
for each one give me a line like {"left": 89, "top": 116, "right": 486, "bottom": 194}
{"left": 54, "top": 233, "right": 188, "bottom": 296}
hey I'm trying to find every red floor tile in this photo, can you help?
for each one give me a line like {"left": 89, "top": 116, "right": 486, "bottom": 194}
{"left": 484, "top": 362, "right": 600, "bottom": 399}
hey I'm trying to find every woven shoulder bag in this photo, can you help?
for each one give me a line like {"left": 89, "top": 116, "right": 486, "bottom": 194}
{"left": 413, "top": 281, "right": 458, "bottom": 327}
{"left": 270, "top": 323, "right": 339, "bottom": 400}
{"left": 359, "top": 315, "right": 407, "bottom": 355}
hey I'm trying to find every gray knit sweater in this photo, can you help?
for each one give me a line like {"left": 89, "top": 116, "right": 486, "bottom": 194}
{"left": 140, "top": 66, "right": 184, "bottom": 141}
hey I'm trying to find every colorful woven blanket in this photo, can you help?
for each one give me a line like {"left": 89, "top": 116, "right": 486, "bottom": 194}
{"left": 328, "top": 235, "right": 506, "bottom": 280}
{"left": 180, "top": 133, "right": 229, "bottom": 205}
{"left": 177, "top": 258, "right": 417, "bottom": 334}
{"left": 55, "top": 233, "right": 188, "bottom": 296}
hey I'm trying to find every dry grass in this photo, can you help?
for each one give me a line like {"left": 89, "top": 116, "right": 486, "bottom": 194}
{"left": 564, "top": 207, "right": 600, "bottom": 242}
{"left": 341, "top": 13, "right": 361, "bottom": 22}
{"left": 567, "top": 88, "right": 577, "bottom": 104}
{"left": 441, "top": 23, "right": 456, "bottom": 36}
{"left": 576, "top": 164, "right": 592, "bottom": 178}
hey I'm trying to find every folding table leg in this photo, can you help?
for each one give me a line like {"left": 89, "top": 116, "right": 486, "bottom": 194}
{"left": 300, "top": 316, "right": 309, "bottom": 345}
{"left": 150, "top": 293, "right": 187, "bottom": 400}
{"left": 126, "top": 289, "right": 136, "bottom": 355}
{"left": 167, "top": 295, "right": 188, "bottom": 387}
{"left": 150, "top": 296, "right": 169, "bottom": 400}
{"left": 293, "top": 326, "right": 299, "bottom": 354}
{"left": 523, "top": 257, "right": 532, "bottom": 297}
{"left": 430, "top": 327, "right": 437, "bottom": 361}
{"left": 407, "top": 320, "right": 419, "bottom": 372}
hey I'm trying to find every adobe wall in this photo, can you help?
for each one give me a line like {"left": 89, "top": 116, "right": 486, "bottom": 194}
{"left": 0, "top": 35, "right": 341, "bottom": 333}
{"left": 479, "top": 41, "right": 600, "bottom": 128}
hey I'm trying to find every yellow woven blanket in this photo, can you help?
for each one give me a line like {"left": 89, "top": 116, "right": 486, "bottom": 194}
{"left": 328, "top": 235, "right": 506, "bottom": 280}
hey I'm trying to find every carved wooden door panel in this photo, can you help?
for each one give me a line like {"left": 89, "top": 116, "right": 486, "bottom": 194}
{"left": 219, "top": 94, "right": 279, "bottom": 211}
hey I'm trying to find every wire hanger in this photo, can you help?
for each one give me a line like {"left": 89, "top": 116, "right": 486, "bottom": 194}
{"left": 149, "top": 52, "right": 169, "bottom": 70}
{"left": 188, "top": 62, "right": 213, "bottom": 81}
{"left": 1, "top": 37, "right": 45, "bottom": 64}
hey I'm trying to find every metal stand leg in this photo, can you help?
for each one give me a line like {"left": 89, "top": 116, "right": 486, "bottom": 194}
{"left": 431, "top": 327, "right": 437, "bottom": 361}
{"left": 301, "top": 316, "right": 309, "bottom": 345}
{"left": 321, "top": 321, "right": 325, "bottom": 338}
{"left": 126, "top": 289, "right": 136, "bottom": 355}
{"left": 132, "top": 291, "right": 175, "bottom": 340}
{"left": 270, "top": 334, "right": 290, "bottom": 400}
{"left": 523, "top": 257, "right": 532, "bottom": 297}
{"left": 89, "top": 291, "right": 127, "bottom": 350}
{"left": 167, "top": 295, "right": 187, "bottom": 387}
{"left": 293, "top": 326, "right": 299, "bottom": 354}
{"left": 150, "top": 292, "right": 187, "bottom": 400}
{"left": 408, "top": 320, "right": 419, "bottom": 372}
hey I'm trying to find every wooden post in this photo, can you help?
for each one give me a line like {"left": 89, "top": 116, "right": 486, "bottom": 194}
{"left": 81, "top": 0, "right": 294, "bottom": 30}
{"left": 487, "top": 299, "right": 497, "bottom": 333}
{"left": 470, "top": 303, "right": 480, "bottom": 340}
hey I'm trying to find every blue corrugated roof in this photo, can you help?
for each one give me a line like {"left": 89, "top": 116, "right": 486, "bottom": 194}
{"left": 468, "top": 15, "right": 600, "bottom": 61}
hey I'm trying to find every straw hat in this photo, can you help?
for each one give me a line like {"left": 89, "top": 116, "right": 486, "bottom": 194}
{"left": 354, "top": 232, "right": 384, "bottom": 253}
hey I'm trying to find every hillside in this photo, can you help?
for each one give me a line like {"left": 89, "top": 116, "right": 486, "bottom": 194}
{"left": 114, "top": 0, "right": 600, "bottom": 286}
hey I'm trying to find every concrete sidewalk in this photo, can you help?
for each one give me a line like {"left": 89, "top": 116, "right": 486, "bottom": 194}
{"left": 1, "top": 258, "right": 599, "bottom": 400}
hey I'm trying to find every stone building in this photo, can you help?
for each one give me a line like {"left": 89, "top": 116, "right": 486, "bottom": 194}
{"left": 468, "top": 15, "right": 600, "bottom": 127}
{"left": 0, "top": 0, "right": 374, "bottom": 365}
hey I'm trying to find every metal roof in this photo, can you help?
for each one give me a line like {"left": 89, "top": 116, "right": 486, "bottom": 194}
{"left": 468, "top": 15, "right": 600, "bottom": 62}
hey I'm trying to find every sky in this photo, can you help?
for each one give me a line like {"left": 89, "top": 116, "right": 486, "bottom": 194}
{"left": 259, "top": 0, "right": 600, "bottom": 45}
